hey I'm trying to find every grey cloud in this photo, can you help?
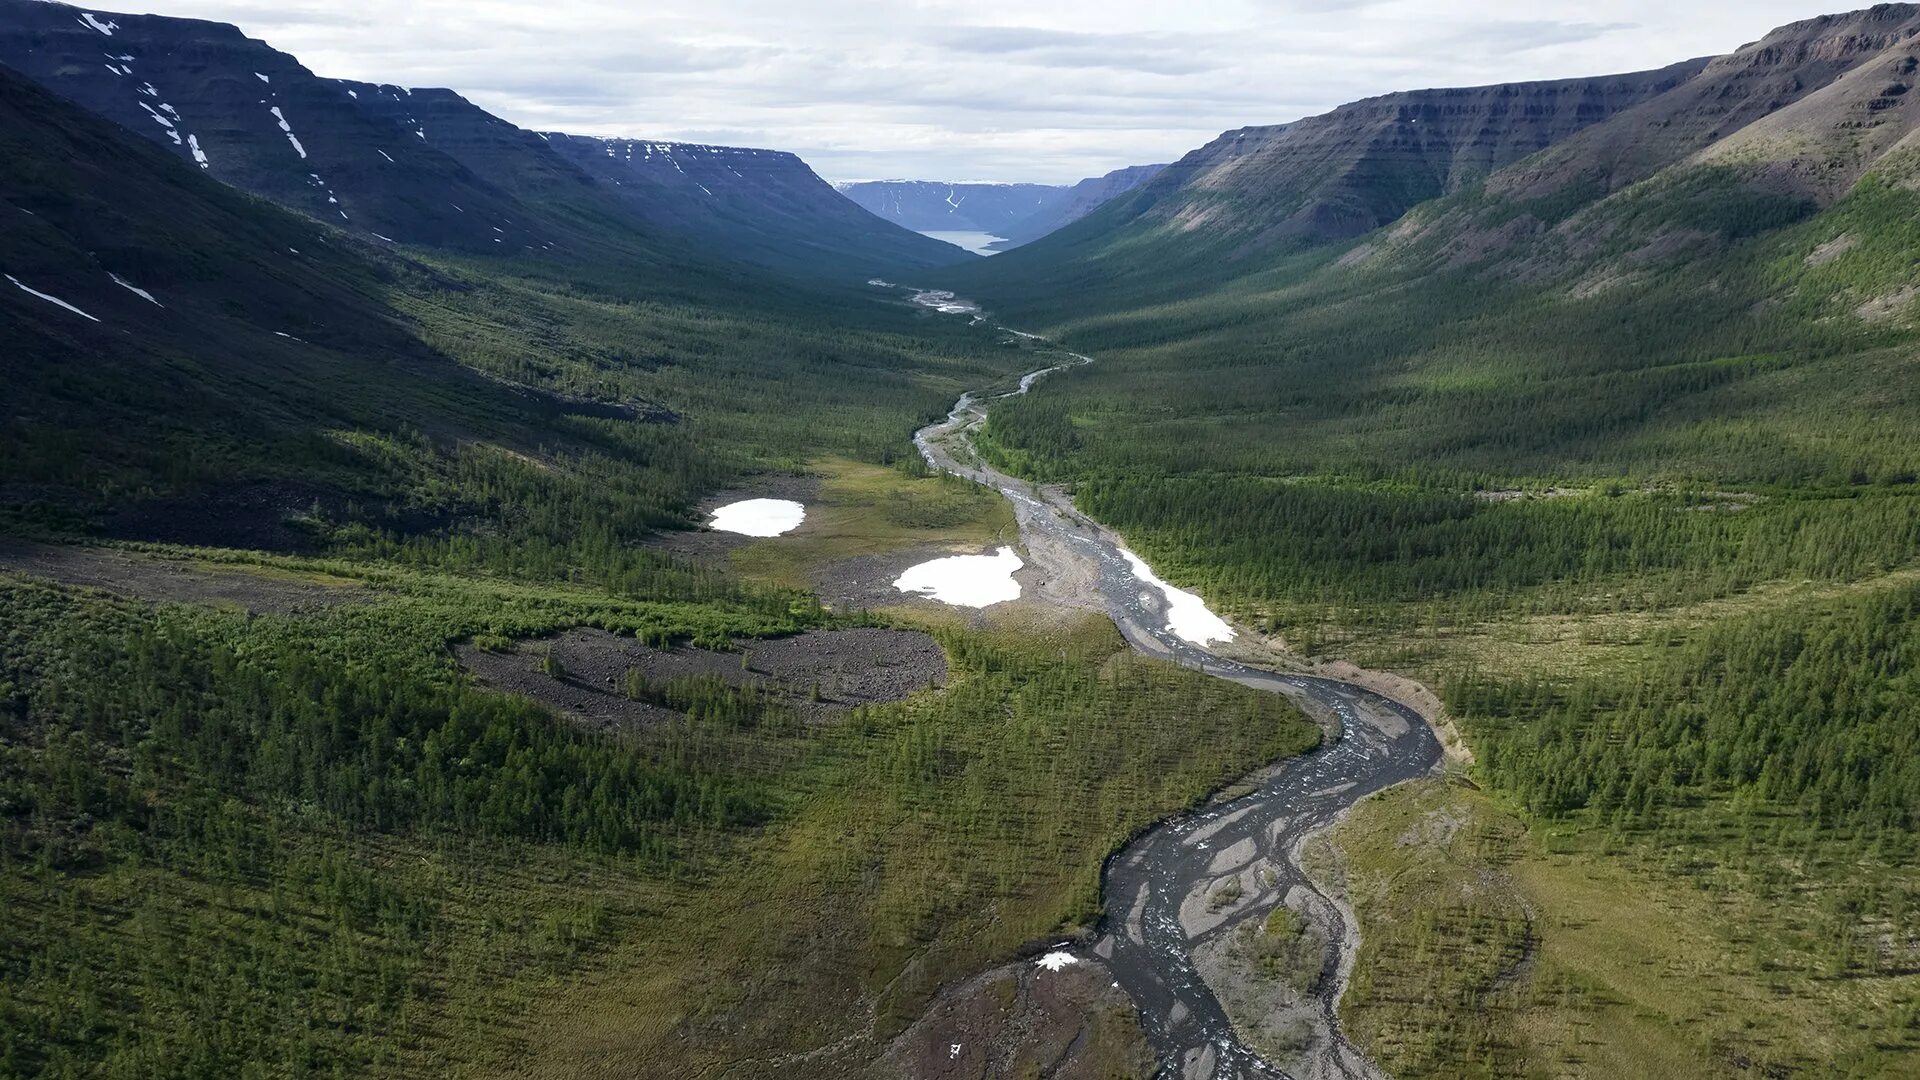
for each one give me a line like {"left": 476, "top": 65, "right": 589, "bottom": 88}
{"left": 936, "top": 25, "right": 1223, "bottom": 75}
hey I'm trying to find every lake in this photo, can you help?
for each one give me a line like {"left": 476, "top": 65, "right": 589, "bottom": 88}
{"left": 920, "top": 230, "right": 1008, "bottom": 256}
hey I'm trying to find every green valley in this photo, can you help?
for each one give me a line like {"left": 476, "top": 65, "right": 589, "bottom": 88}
{"left": 6, "top": 1, "right": 1920, "bottom": 1077}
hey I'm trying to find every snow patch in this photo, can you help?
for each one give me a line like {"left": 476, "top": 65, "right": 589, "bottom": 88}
{"left": 1117, "top": 548, "right": 1236, "bottom": 645}
{"left": 1035, "top": 950, "right": 1078, "bottom": 972}
{"left": 8, "top": 275, "right": 100, "bottom": 322}
{"left": 108, "top": 273, "right": 161, "bottom": 306}
{"left": 187, "top": 133, "right": 208, "bottom": 167}
{"left": 78, "top": 12, "right": 117, "bottom": 36}
{"left": 894, "top": 547, "right": 1023, "bottom": 608}
{"left": 376, "top": 149, "right": 394, "bottom": 163}
{"left": 267, "top": 106, "right": 307, "bottom": 158}
{"left": 707, "top": 499, "right": 805, "bottom": 537}
{"left": 254, "top": 72, "right": 270, "bottom": 83}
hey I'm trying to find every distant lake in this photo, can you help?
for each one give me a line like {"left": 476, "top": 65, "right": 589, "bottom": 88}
{"left": 920, "top": 230, "right": 1007, "bottom": 256}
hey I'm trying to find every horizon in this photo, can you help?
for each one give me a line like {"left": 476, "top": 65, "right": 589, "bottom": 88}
{"left": 47, "top": 0, "right": 1859, "bottom": 185}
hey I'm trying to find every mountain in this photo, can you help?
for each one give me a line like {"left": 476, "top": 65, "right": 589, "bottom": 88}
{"left": 836, "top": 179, "right": 1074, "bottom": 236}
{"left": 0, "top": 50, "right": 973, "bottom": 546}
{"left": 0, "top": 56, "right": 588, "bottom": 544}
{"left": 836, "top": 165, "right": 1167, "bottom": 250}
{"left": 1137, "top": 59, "right": 1707, "bottom": 247}
{"left": 0, "top": 0, "right": 560, "bottom": 251}
{"left": 991, "top": 163, "right": 1168, "bottom": 249}
{"left": 0, "top": 0, "right": 966, "bottom": 278}
{"left": 540, "top": 133, "right": 971, "bottom": 277}
{"left": 961, "top": 5, "right": 1920, "bottom": 310}
{"left": 1362, "top": 3, "right": 1920, "bottom": 281}
{"left": 949, "top": 58, "right": 1709, "bottom": 304}
{"left": 1485, "top": 4, "right": 1920, "bottom": 206}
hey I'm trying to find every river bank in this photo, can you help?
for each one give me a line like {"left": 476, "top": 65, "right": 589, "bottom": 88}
{"left": 894, "top": 284, "right": 1447, "bottom": 1079}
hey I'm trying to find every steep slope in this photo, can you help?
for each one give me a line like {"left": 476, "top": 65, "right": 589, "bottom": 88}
{"left": 1083, "top": 60, "right": 1702, "bottom": 246}
{"left": 947, "top": 59, "right": 1707, "bottom": 307}
{"left": 0, "top": 56, "right": 979, "bottom": 547}
{"left": 1487, "top": 4, "right": 1920, "bottom": 204}
{"left": 0, "top": 58, "right": 641, "bottom": 543}
{"left": 992, "top": 163, "right": 1168, "bottom": 249}
{"left": 837, "top": 179, "right": 1073, "bottom": 235}
{"left": 541, "top": 134, "right": 973, "bottom": 277}
{"left": 0, "top": 0, "right": 570, "bottom": 251}
{"left": 1353, "top": 5, "right": 1920, "bottom": 294}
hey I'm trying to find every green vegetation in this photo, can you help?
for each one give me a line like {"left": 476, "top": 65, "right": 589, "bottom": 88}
{"left": 0, "top": 566, "right": 1315, "bottom": 1077}
{"left": 932, "top": 109, "right": 1920, "bottom": 1078}
{"left": 3, "top": 61, "right": 1319, "bottom": 1079}
{"left": 1244, "top": 905, "right": 1323, "bottom": 992}
{"left": 1330, "top": 776, "right": 1919, "bottom": 1078}
{"left": 726, "top": 456, "right": 1014, "bottom": 592}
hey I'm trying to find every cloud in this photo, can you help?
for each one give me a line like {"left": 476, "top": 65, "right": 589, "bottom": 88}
{"left": 935, "top": 26, "right": 1224, "bottom": 74}
{"left": 114, "top": 1, "right": 1848, "bottom": 183}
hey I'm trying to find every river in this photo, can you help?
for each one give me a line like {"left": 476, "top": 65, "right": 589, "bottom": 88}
{"left": 899, "top": 285, "right": 1443, "bottom": 1080}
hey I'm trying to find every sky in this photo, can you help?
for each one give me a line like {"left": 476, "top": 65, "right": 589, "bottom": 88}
{"left": 116, "top": 1, "right": 1852, "bottom": 184}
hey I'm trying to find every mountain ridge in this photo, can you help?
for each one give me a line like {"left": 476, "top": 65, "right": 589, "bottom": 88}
{"left": 0, "top": 0, "right": 966, "bottom": 278}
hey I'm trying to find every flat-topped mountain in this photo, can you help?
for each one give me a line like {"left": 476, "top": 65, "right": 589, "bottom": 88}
{"left": 0, "top": 0, "right": 554, "bottom": 251}
{"left": 1093, "top": 60, "right": 1707, "bottom": 253}
{"left": 542, "top": 134, "right": 969, "bottom": 276}
{"left": 836, "top": 180, "right": 1069, "bottom": 236}
{"left": 838, "top": 164, "right": 1166, "bottom": 250}
{"left": 958, "top": 6, "right": 1920, "bottom": 302}
{"left": 0, "top": 0, "right": 967, "bottom": 277}
{"left": 994, "top": 163, "right": 1167, "bottom": 248}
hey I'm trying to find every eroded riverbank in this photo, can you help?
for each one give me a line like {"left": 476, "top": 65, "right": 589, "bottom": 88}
{"left": 897, "top": 285, "right": 1444, "bottom": 1080}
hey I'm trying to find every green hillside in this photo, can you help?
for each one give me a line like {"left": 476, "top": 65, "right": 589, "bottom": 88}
{"left": 921, "top": 9, "right": 1920, "bottom": 1075}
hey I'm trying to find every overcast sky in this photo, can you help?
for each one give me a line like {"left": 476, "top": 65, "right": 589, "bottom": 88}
{"left": 123, "top": 1, "right": 1847, "bottom": 183}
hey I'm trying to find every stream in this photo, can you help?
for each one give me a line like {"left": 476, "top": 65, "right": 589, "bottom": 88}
{"left": 900, "top": 286, "right": 1444, "bottom": 1080}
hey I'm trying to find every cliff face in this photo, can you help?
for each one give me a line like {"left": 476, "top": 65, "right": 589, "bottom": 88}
{"left": 957, "top": 6, "right": 1920, "bottom": 320}
{"left": 1111, "top": 60, "right": 1709, "bottom": 249}
{"left": 1348, "top": 5, "right": 1920, "bottom": 285}
{"left": 1489, "top": 3, "right": 1920, "bottom": 202}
